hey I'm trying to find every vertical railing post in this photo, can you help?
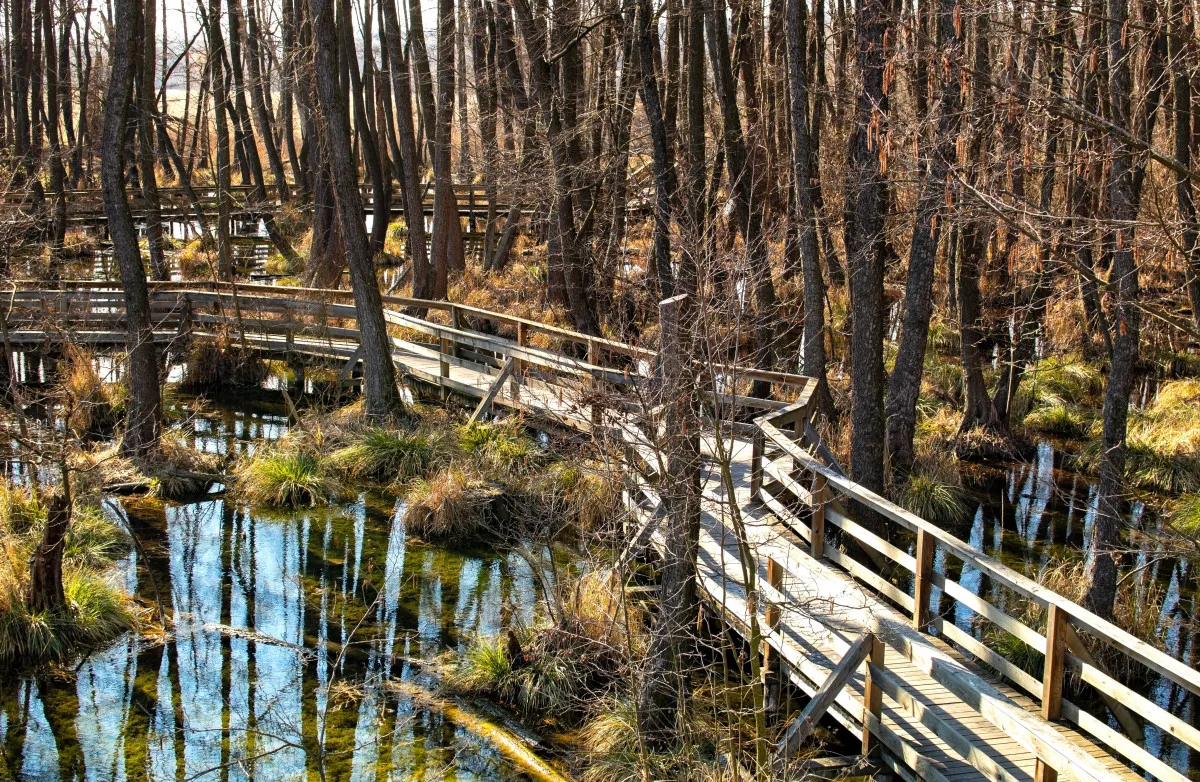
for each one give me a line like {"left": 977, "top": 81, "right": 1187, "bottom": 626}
{"left": 763, "top": 555, "right": 785, "bottom": 711}
{"left": 765, "top": 556, "right": 783, "bottom": 633}
{"left": 862, "top": 634, "right": 885, "bottom": 756}
{"left": 913, "top": 528, "right": 935, "bottom": 630}
{"left": 587, "top": 338, "right": 602, "bottom": 429}
{"left": 448, "top": 305, "right": 462, "bottom": 360}
{"left": 511, "top": 322, "right": 527, "bottom": 402}
{"left": 1035, "top": 603, "right": 1066, "bottom": 782}
{"left": 750, "top": 430, "right": 765, "bottom": 497}
{"left": 810, "top": 474, "right": 827, "bottom": 559}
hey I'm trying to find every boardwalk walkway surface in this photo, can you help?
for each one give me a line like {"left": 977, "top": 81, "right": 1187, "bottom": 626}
{"left": 5, "top": 280, "right": 1199, "bottom": 782}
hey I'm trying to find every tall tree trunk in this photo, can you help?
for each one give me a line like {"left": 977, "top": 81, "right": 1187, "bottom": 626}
{"left": 842, "top": 0, "right": 889, "bottom": 524}
{"left": 381, "top": 0, "right": 432, "bottom": 297}
{"left": 1171, "top": 0, "right": 1200, "bottom": 334}
{"left": 244, "top": 0, "right": 291, "bottom": 202}
{"left": 707, "top": 0, "right": 777, "bottom": 396}
{"left": 1084, "top": 0, "right": 1140, "bottom": 620}
{"left": 956, "top": 13, "right": 1000, "bottom": 436}
{"left": 884, "top": 0, "right": 962, "bottom": 471}
{"left": 208, "top": 0, "right": 234, "bottom": 278}
{"left": 990, "top": 0, "right": 1067, "bottom": 428}
{"left": 309, "top": 0, "right": 407, "bottom": 422}
{"left": 138, "top": 0, "right": 169, "bottom": 280}
{"left": 511, "top": 0, "right": 599, "bottom": 334}
{"left": 42, "top": 0, "right": 67, "bottom": 274}
{"left": 785, "top": 0, "right": 835, "bottom": 420}
{"left": 636, "top": 0, "right": 676, "bottom": 299}
{"left": 102, "top": 0, "right": 162, "bottom": 458}
{"left": 637, "top": 294, "right": 701, "bottom": 745}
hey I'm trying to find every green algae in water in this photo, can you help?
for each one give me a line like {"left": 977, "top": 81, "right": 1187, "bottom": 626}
{"left": 0, "top": 494, "right": 549, "bottom": 781}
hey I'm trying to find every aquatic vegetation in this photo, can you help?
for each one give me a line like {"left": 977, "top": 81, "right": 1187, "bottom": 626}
{"left": 59, "top": 228, "right": 101, "bottom": 259}
{"left": 181, "top": 338, "right": 269, "bottom": 392}
{"left": 531, "top": 461, "right": 623, "bottom": 534}
{"left": 895, "top": 472, "right": 969, "bottom": 529}
{"left": 921, "top": 352, "right": 963, "bottom": 404}
{"left": 927, "top": 317, "right": 961, "bottom": 358}
{"left": 1167, "top": 493, "right": 1200, "bottom": 539}
{"left": 62, "top": 346, "right": 126, "bottom": 438}
{"left": 1021, "top": 399, "right": 1088, "bottom": 438}
{"left": 73, "top": 428, "right": 223, "bottom": 499}
{"left": 458, "top": 419, "right": 541, "bottom": 474}
{"left": 404, "top": 466, "right": 500, "bottom": 539}
{"left": 1013, "top": 355, "right": 1104, "bottom": 421}
{"left": 0, "top": 486, "right": 138, "bottom": 664}
{"left": 982, "top": 560, "right": 1167, "bottom": 680}
{"left": 450, "top": 571, "right": 643, "bottom": 728}
{"left": 264, "top": 249, "right": 304, "bottom": 277}
{"left": 1075, "top": 379, "right": 1200, "bottom": 493}
{"left": 577, "top": 691, "right": 747, "bottom": 782}
{"left": 383, "top": 220, "right": 409, "bottom": 258}
{"left": 236, "top": 450, "right": 337, "bottom": 507}
{"left": 331, "top": 427, "right": 447, "bottom": 483}
{"left": 178, "top": 235, "right": 217, "bottom": 278}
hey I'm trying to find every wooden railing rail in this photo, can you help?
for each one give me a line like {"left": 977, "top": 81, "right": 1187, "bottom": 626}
{"left": 755, "top": 409, "right": 1200, "bottom": 782}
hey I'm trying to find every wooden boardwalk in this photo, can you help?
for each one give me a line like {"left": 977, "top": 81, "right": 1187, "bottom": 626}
{"left": 5, "top": 281, "right": 1199, "bottom": 782}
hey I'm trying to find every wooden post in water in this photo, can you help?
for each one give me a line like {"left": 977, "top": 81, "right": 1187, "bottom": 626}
{"left": 913, "top": 528, "right": 935, "bottom": 629}
{"left": 1035, "top": 603, "right": 1067, "bottom": 782}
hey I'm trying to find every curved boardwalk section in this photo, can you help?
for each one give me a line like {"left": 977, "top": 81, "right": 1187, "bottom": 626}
{"left": 5, "top": 280, "right": 1198, "bottom": 782}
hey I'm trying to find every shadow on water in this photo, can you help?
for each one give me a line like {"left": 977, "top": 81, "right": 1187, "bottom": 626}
{"left": 0, "top": 400, "right": 548, "bottom": 781}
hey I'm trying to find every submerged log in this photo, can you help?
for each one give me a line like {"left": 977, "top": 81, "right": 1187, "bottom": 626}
{"left": 385, "top": 678, "right": 573, "bottom": 782}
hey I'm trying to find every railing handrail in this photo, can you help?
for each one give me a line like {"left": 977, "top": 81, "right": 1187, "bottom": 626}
{"left": 759, "top": 414, "right": 1200, "bottom": 697}
{"left": 756, "top": 404, "right": 1200, "bottom": 782}
{"left": 4, "top": 280, "right": 814, "bottom": 392}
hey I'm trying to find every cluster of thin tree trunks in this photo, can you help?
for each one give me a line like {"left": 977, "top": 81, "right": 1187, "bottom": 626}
{"left": 7, "top": 0, "right": 1200, "bottom": 642}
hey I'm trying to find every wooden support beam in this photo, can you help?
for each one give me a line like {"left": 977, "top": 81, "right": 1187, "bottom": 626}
{"left": 811, "top": 474, "right": 827, "bottom": 559}
{"left": 338, "top": 344, "right": 365, "bottom": 382}
{"left": 861, "top": 634, "right": 885, "bottom": 756}
{"left": 775, "top": 632, "right": 874, "bottom": 764}
{"left": 913, "top": 528, "right": 935, "bottom": 630}
{"left": 511, "top": 322, "right": 527, "bottom": 401}
{"left": 750, "top": 431, "right": 765, "bottom": 496}
{"left": 1035, "top": 603, "right": 1066, "bottom": 782}
{"left": 1061, "top": 623, "right": 1143, "bottom": 741}
{"left": 468, "top": 358, "right": 516, "bottom": 424}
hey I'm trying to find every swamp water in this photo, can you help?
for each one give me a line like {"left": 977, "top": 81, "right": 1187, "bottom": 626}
{"left": 2, "top": 372, "right": 1198, "bottom": 777}
{"left": 0, "top": 402, "right": 551, "bottom": 781}
{"left": 933, "top": 441, "right": 1198, "bottom": 771}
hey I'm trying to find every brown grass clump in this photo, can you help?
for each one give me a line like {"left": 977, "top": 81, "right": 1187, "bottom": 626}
{"left": 403, "top": 466, "right": 504, "bottom": 540}
{"left": 61, "top": 346, "right": 126, "bottom": 439}
{"left": 178, "top": 235, "right": 217, "bottom": 278}
{"left": 181, "top": 337, "right": 269, "bottom": 392}
{"left": 0, "top": 483, "right": 143, "bottom": 664}
{"left": 74, "top": 428, "right": 223, "bottom": 500}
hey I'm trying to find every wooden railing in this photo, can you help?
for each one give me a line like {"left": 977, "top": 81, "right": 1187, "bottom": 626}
{"left": 7, "top": 280, "right": 1196, "bottom": 781}
{"left": 753, "top": 403, "right": 1200, "bottom": 782}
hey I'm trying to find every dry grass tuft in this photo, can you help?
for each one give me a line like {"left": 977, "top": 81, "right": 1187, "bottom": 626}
{"left": 403, "top": 466, "right": 501, "bottom": 539}
{"left": 0, "top": 483, "right": 141, "bottom": 664}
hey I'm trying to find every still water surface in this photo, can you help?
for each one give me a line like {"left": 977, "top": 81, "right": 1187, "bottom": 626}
{"left": 1, "top": 404, "right": 546, "bottom": 781}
